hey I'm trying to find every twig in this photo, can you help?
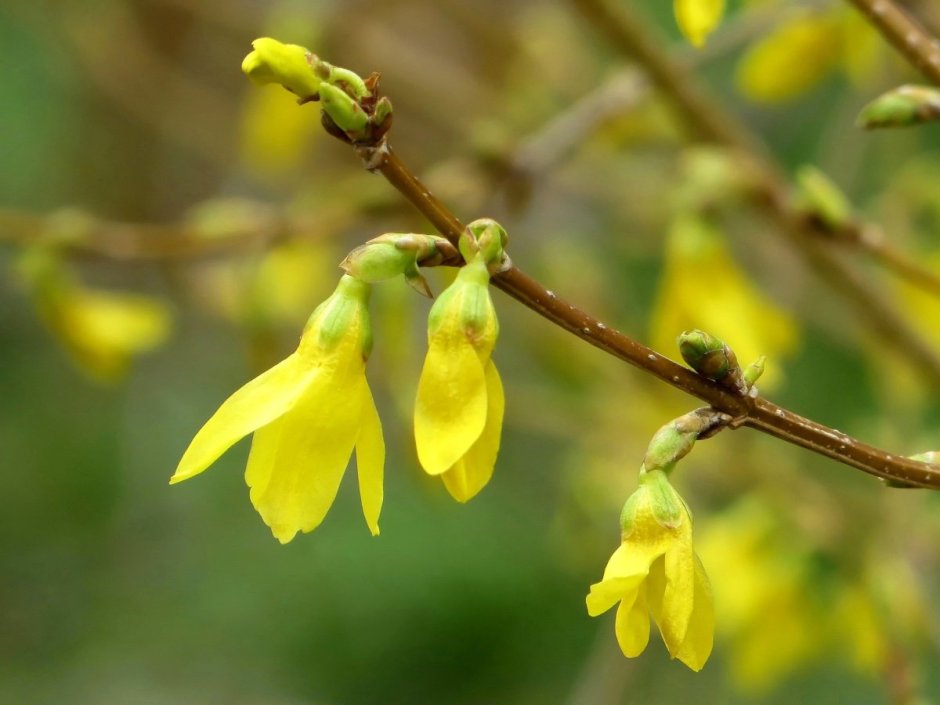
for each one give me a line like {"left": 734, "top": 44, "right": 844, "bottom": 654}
{"left": 354, "top": 139, "right": 940, "bottom": 489}
{"left": 0, "top": 206, "right": 331, "bottom": 262}
{"left": 846, "top": 0, "right": 940, "bottom": 85}
{"left": 568, "top": 0, "right": 940, "bottom": 388}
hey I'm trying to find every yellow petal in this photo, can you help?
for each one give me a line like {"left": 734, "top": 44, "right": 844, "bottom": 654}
{"left": 58, "top": 287, "right": 172, "bottom": 380}
{"left": 414, "top": 337, "right": 488, "bottom": 475}
{"left": 440, "top": 360, "right": 504, "bottom": 502}
{"left": 171, "top": 353, "right": 314, "bottom": 483}
{"left": 674, "top": 0, "right": 725, "bottom": 48}
{"left": 673, "top": 554, "right": 714, "bottom": 671}
{"left": 615, "top": 583, "right": 651, "bottom": 657}
{"left": 736, "top": 14, "right": 839, "bottom": 103}
{"left": 356, "top": 382, "right": 385, "bottom": 536}
{"left": 245, "top": 369, "right": 365, "bottom": 543}
{"left": 587, "top": 576, "right": 644, "bottom": 617}
{"left": 659, "top": 542, "right": 697, "bottom": 659}
{"left": 587, "top": 544, "right": 656, "bottom": 616}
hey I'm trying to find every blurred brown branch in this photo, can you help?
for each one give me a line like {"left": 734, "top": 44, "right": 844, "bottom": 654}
{"left": 847, "top": 0, "right": 940, "bottom": 85}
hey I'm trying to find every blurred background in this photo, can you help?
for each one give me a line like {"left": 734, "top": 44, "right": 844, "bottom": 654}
{"left": 2, "top": 0, "right": 940, "bottom": 703}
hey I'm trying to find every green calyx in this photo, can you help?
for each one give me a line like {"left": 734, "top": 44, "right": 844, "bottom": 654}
{"left": 309, "top": 275, "right": 373, "bottom": 356}
{"left": 459, "top": 218, "right": 509, "bottom": 272}
{"left": 621, "top": 468, "right": 687, "bottom": 537}
{"left": 340, "top": 233, "right": 456, "bottom": 297}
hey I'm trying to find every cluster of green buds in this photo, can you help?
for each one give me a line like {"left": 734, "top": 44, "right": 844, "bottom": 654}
{"left": 678, "top": 329, "right": 764, "bottom": 396}
{"left": 241, "top": 37, "right": 392, "bottom": 144}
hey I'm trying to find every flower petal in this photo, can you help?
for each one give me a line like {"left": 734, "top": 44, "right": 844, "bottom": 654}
{"left": 673, "top": 554, "right": 714, "bottom": 671}
{"left": 171, "top": 353, "right": 314, "bottom": 484}
{"left": 615, "top": 583, "right": 651, "bottom": 657}
{"left": 245, "top": 370, "right": 365, "bottom": 543}
{"left": 658, "top": 542, "right": 697, "bottom": 658}
{"left": 356, "top": 382, "right": 384, "bottom": 536}
{"left": 414, "top": 337, "right": 487, "bottom": 475}
{"left": 587, "top": 544, "right": 655, "bottom": 616}
{"left": 586, "top": 576, "right": 644, "bottom": 617}
{"left": 440, "top": 360, "right": 504, "bottom": 502}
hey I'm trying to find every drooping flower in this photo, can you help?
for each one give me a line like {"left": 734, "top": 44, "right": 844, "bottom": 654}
{"left": 586, "top": 469, "right": 714, "bottom": 671}
{"left": 414, "top": 220, "right": 507, "bottom": 503}
{"left": 171, "top": 275, "right": 384, "bottom": 543}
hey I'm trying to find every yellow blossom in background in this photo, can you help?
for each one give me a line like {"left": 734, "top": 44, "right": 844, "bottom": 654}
{"left": 674, "top": 0, "right": 725, "bottom": 48}
{"left": 736, "top": 13, "right": 840, "bottom": 103}
{"left": 586, "top": 470, "right": 714, "bottom": 671}
{"left": 649, "top": 214, "right": 798, "bottom": 389}
{"left": 171, "top": 275, "right": 384, "bottom": 543}
{"left": 17, "top": 248, "right": 171, "bottom": 381}
{"left": 46, "top": 287, "right": 171, "bottom": 382}
{"left": 414, "top": 256, "right": 504, "bottom": 503}
{"left": 240, "top": 85, "right": 320, "bottom": 181}
{"left": 696, "top": 499, "right": 917, "bottom": 691}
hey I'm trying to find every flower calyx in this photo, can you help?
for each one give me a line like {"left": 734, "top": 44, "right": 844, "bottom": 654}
{"left": 340, "top": 233, "right": 460, "bottom": 297}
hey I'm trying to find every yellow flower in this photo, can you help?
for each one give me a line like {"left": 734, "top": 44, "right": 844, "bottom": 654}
{"left": 18, "top": 248, "right": 171, "bottom": 381}
{"left": 586, "top": 470, "right": 714, "bottom": 671}
{"left": 171, "top": 275, "right": 384, "bottom": 543}
{"left": 674, "top": 0, "right": 726, "bottom": 48}
{"left": 414, "top": 255, "right": 504, "bottom": 502}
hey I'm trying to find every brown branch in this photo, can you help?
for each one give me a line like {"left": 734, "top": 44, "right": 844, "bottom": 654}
{"left": 568, "top": 0, "right": 940, "bottom": 389}
{"left": 354, "top": 140, "right": 940, "bottom": 490}
{"left": 847, "top": 0, "right": 940, "bottom": 85}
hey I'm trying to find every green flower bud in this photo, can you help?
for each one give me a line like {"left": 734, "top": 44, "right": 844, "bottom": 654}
{"left": 460, "top": 218, "right": 509, "bottom": 271}
{"left": 795, "top": 166, "right": 853, "bottom": 230}
{"left": 910, "top": 451, "right": 939, "bottom": 465}
{"left": 241, "top": 38, "right": 321, "bottom": 100}
{"left": 743, "top": 355, "right": 766, "bottom": 388}
{"left": 857, "top": 85, "right": 940, "bottom": 129}
{"left": 678, "top": 329, "right": 747, "bottom": 394}
{"left": 319, "top": 83, "right": 370, "bottom": 139}
{"left": 340, "top": 233, "right": 455, "bottom": 297}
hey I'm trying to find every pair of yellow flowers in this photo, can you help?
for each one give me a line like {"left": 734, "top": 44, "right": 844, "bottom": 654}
{"left": 170, "top": 245, "right": 502, "bottom": 544}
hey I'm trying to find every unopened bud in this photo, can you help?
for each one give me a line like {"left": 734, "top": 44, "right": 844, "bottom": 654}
{"left": 858, "top": 85, "right": 940, "bottom": 129}
{"left": 795, "top": 166, "right": 853, "bottom": 230}
{"left": 340, "top": 233, "right": 455, "bottom": 297}
{"left": 678, "top": 329, "right": 747, "bottom": 394}
{"left": 319, "top": 83, "right": 369, "bottom": 139}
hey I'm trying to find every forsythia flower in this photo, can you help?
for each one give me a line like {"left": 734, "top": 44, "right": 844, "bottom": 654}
{"left": 674, "top": 0, "right": 726, "bottom": 48}
{"left": 171, "top": 275, "right": 384, "bottom": 543}
{"left": 586, "top": 469, "right": 714, "bottom": 671}
{"left": 414, "top": 255, "right": 504, "bottom": 502}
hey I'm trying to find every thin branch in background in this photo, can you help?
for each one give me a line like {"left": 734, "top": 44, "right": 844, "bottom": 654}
{"left": 847, "top": 0, "right": 940, "bottom": 85}
{"left": 568, "top": 0, "right": 940, "bottom": 388}
{"left": 0, "top": 206, "right": 341, "bottom": 262}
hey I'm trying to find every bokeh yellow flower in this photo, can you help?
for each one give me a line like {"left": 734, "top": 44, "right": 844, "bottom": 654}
{"left": 171, "top": 275, "right": 384, "bottom": 543}
{"left": 414, "top": 255, "right": 504, "bottom": 503}
{"left": 586, "top": 470, "right": 714, "bottom": 671}
{"left": 674, "top": 0, "right": 725, "bottom": 48}
{"left": 649, "top": 214, "right": 798, "bottom": 389}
